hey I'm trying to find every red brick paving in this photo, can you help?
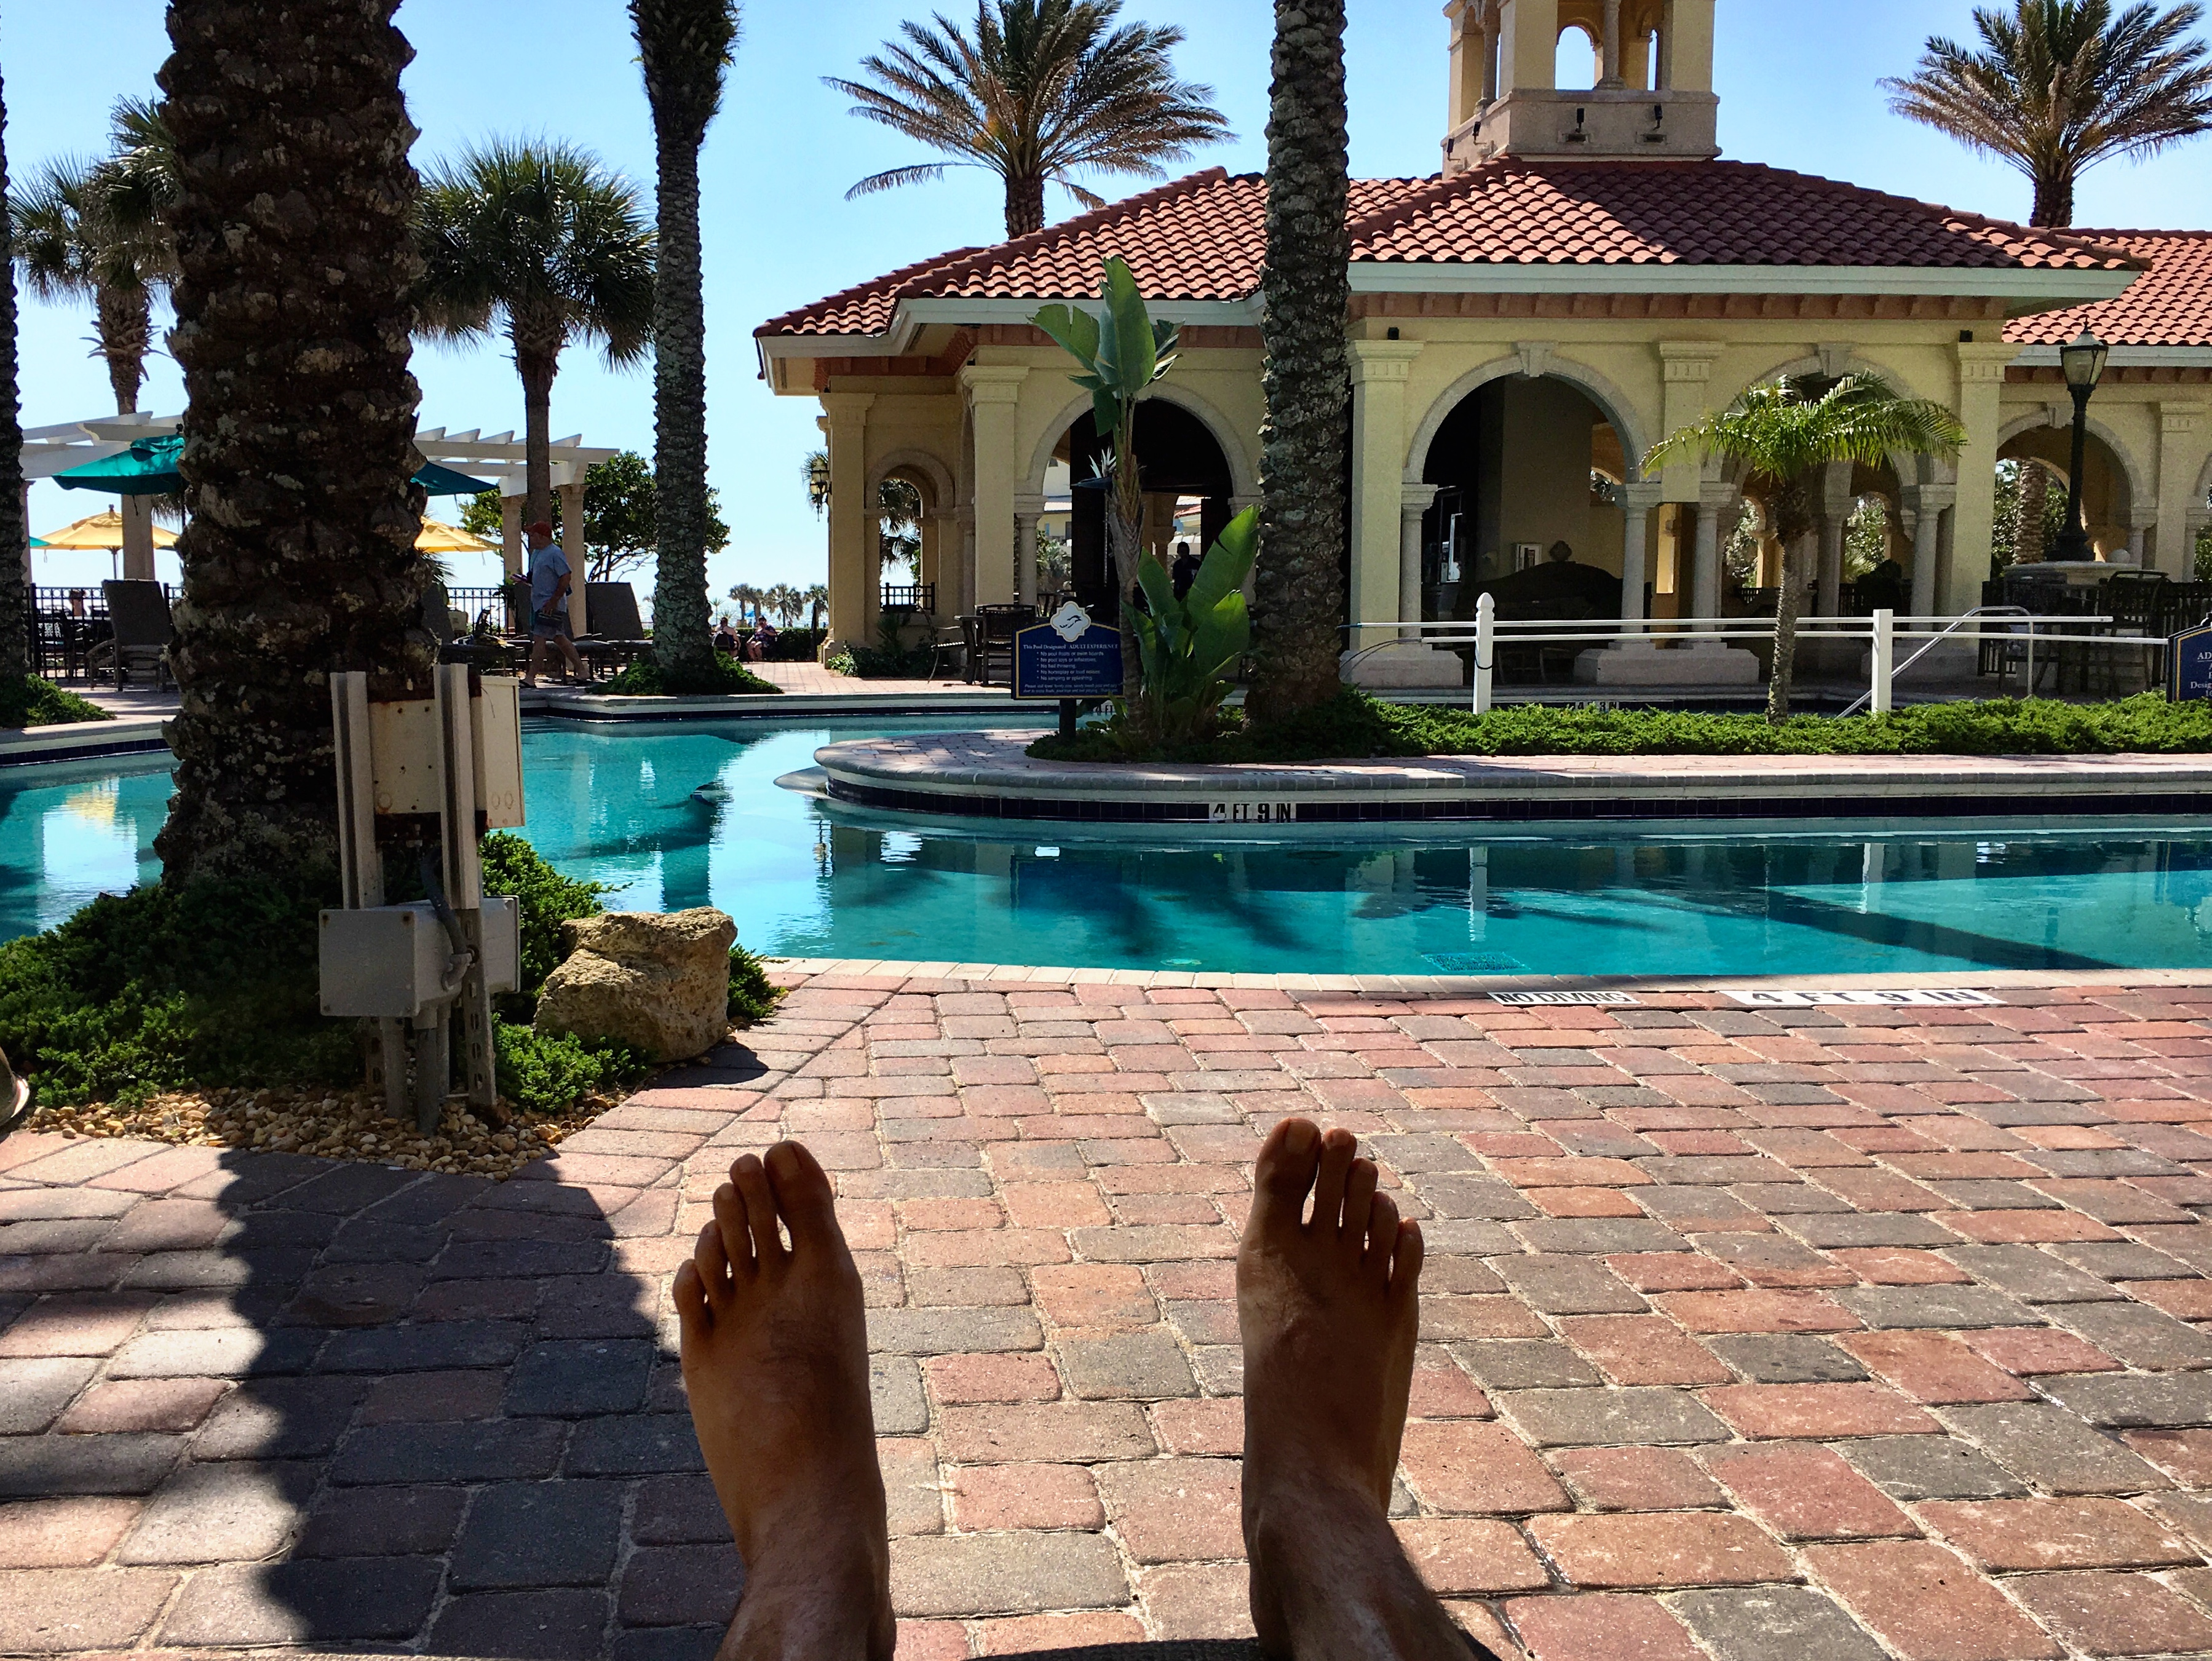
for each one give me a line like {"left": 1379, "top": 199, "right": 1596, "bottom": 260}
{"left": 2, "top": 972, "right": 2212, "bottom": 1655}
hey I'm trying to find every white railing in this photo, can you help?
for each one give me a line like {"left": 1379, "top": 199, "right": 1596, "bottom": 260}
{"left": 1344, "top": 595, "right": 2169, "bottom": 714}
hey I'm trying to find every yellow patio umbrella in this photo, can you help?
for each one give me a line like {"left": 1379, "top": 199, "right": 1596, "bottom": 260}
{"left": 36, "top": 510, "right": 178, "bottom": 550}
{"left": 416, "top": 518, "right": 494, "bottom": 554}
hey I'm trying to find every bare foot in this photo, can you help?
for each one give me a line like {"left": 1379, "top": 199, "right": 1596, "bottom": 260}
{"left": 675, "top": 1143, "right": 894, "bottom": 1661}
{"left": 1239, "top": 1119, "right": 1475, "bottom": 1660}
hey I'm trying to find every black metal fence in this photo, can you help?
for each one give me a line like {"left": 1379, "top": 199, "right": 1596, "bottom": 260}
{"left": 29, "top": 583, "right": 176, "bottom": 681}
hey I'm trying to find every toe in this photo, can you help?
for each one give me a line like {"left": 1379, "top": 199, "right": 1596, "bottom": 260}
{"left": 764, "top": 1141, "right": 843, "bottom": 1252}
{"left": 694, "top": 1215, "right": 733, "bottom": 1305}
{"left": 1342, "top": 1157, "right": 1379, "bottom": 1244}
{"left": 1311, "top": 1128, "right": 1358, "bottom": 1232}
{"left": 1390, "top": 1217, "right": 1425, "bottom": 1303}
{"left": 733, "top": 1155, "right": 787, "bottom": 1267}
{"left": 712, "top": 1181, "right": 754, "bottom": 1280}
{"left": 674, "top": 1259, "right": 713, "bottom": 1343}
{"left": 1363, "top": 1191, "right": 1399, "bottom": 1282}
{"left": 1248, "top": 1117, "right": 1323, "bottom": 1239}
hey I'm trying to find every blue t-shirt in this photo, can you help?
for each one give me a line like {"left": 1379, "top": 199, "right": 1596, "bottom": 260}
{"left": 528, "top": 544, "right": 570, "bottom": 616}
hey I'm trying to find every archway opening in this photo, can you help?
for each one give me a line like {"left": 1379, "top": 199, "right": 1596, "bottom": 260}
{"left": 1997, "top": 424, "right": 2135, "bottom": 567}
{"left": 1555, "top": 23, "right": 1600, "bottom": 90}
{"left": 1052, "top": 398, "right": 1235, "bottom": 617}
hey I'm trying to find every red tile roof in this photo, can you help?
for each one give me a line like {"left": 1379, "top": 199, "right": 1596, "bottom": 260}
{"left": 2003, "top": 231, "right": 2212, "bottom": 349}
{"left": 761, "top": 160, "right": 2144, "bottom": 341}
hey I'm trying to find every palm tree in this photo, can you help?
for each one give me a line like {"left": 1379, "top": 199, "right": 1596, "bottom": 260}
{"left": 806, "top": 583, "right": 829, "bottom": 630}
{"left": 0, "top": 63, "right": 34, "bottom": 685}
{"left": 765, "top": 583, "right": 804, "bottom": 626}
{"left": 156, "top": 0, "right": 430, "bottom": 880}
{"left": 9, "top": 151, "right": 171, "bottom": 414}
{"left": 1645, "top": 375, "right": 1967, "bottom": 723}
{"left": 830, "top": 0, "right": 1231, "bottom": 239}
{"left": 728, "top": 582, "right": 763, "bottom": 624}
{"left": 1884, "top": 1, "right": 2212, "bottom": 228}
{"left": 630, "top": 0, "right": 742, "bottom": 693}
{"left": 1245, "top": 0, "right": 1353, "bottom": 727}
{"left": 416, "top": 141, "right": 656, "bottom": 533}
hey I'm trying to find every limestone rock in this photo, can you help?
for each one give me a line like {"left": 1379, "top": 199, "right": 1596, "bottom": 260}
{"left": 534, "top": 908, "right": 736, "bottom": 1063}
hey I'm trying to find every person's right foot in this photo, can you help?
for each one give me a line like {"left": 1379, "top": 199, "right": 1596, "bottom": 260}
{"left": 1238, "top": 1119, "right": 1427, "bottom": 1652}
{"left": 675, "top": 1143, "right": 895, "bottom": 1660}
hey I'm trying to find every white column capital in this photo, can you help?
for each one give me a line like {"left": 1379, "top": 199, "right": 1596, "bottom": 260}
{"left": 958, "top": 364, "right": 1029, "bottom": 404}
{"left": 1012, "top": 491, "right": 1048, "bottom": 517}
{"left": 819, "top": 390, "right": 876, "bottom": 424}
{"left": 1350, "top": 339, "right": 1424, "bottom": 383}
{"left": 1656, "top": 339, "right": 1725, "bottom": 379}
{"left": 1620, "top": 481, "right": 1667, "bottom": 510}
{"left": 1955, "top": 341, "right": 2020, "bottom": 385}
{"left": 1401, "top": 482, "right": 1441, "bottom": 517}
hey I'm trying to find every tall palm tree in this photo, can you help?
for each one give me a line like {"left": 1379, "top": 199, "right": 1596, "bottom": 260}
{"left": 630, "top": 0, "right": 742, "bottom": 693}
{"left": 416, "top": 141, "right": 656, "bottom": 533}
{"left": 1884, "top": 0, "right": 2212, "bottom": 228}
{"left": 831, "top": 0, "right": 1231, "bottom": 239}
{"left": 1245, "top": 0, "right": 1352, "bottom": 727}
{"left": 806, "top": 582, "right": 829, "bottom": 630}
{"left": 0, "top": 63, "right": 33, "bottom": 686}
{"left": 1646, "top": 376, "right": 1967, "bottom": 723}
{"left": 156, "top": 0, "right": 430, "bottom": 881}
{"left": 765, "top": 582, "right": 804, "bottom": 625}
{"left": 727, "top": 582, "right": 763, "bottom": 625}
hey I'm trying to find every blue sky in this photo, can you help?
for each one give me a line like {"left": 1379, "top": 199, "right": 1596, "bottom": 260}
{"left": 9, "top": 0, "right": 2210, "bottom": 595}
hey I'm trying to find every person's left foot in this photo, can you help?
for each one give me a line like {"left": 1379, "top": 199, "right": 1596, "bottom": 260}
{"left": 675, "top": 1144, "right": 895, "bottom": 1660}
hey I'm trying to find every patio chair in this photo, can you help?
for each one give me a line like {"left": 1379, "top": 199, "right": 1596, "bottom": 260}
{"left": 94, "top": 579, "right": 173, "bottom": 691}
{"left": 577, "top": 582, "right": 649, "bottom": 678}
{"left": 928, "top": 621, "right": 969, "bottom": 681}
{"left": 971, "top": 603, "right": 1037, "bottom": 687}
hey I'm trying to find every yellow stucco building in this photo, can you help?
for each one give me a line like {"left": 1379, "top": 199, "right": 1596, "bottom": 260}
{"left": 757, "top": 0, "right": 2212, "bottom": 682}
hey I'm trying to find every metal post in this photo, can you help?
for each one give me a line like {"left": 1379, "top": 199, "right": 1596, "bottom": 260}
{"left": 2055, "top": 384, "right": 2096, "bottom": 561}
{"left": 1473, "top": 592, "right": 1496, "bottom": 715}
{"left": 1871, "top": 608, "right": 1894, "bottom": 715}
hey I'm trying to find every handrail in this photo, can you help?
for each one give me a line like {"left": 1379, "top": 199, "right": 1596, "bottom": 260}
{"left": 1837, "top": 606, "right": 2023, "bottom": 718}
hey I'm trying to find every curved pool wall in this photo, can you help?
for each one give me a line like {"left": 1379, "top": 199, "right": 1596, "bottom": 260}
{"left": 4, "top": 715, "right": 2211, "bottom": 977}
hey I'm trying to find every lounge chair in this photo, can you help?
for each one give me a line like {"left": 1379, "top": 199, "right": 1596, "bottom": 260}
{"left": 96, "top": 579, "right": 173, "bottom": 691}
{"left": 577, "top": 582, "right": 648, "bottom": 678}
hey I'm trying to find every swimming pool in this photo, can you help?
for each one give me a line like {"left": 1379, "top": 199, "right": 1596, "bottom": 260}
{"left": 5, "top": 715, "right": 2208, "bottom": 977}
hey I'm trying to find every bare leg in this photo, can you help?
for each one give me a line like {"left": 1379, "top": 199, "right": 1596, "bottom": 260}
{"left": 524, "top": 636, "right": 549, "bottom": 688}
{"left": 675, "top": 1143, "right": 895, "bottom": 1661}
{"left": 1239, "top": 1119, "right": 1484, "bottom": 1660}
{"left": 557, "top": 633, "right": 586, "bottom": 682}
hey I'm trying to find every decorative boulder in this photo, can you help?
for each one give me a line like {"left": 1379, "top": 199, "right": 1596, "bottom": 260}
{"left": 534, "top": 908, "right": 737, "bottom": 1063}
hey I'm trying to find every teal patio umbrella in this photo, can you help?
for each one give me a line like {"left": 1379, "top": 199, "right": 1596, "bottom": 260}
{"left": 56, "top": 435, "right": 495, "bottom": 497}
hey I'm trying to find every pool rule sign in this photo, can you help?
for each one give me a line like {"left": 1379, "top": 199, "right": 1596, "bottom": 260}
{"left": 1014, "top": 602, "right": 1124, "bottom": 734}
{"left": 2173, "top": 622, "right": 2212, "bottom": 702}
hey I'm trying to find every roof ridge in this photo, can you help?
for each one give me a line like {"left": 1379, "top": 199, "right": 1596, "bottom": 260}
{"left": 902, "top": 167, "right": 1242, "bottom": 301}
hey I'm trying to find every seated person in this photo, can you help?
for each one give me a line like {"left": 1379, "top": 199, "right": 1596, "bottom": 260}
{"left": 678, "top": 1120, "right": 1497, "bottom": 1660}
{"left": 745, "top": 619, "right": 778, "bottom": 662}
{"left": 713, "top": 620, "right": 741, "bottom": 657}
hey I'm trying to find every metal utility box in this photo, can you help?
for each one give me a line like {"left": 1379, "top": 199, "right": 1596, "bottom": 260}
{"left": 474, "top": 678, "right": 525, "bottom": 828}
{"left": 319, "top": 903, "right": 452, "bottom": 1018}
{"left": 478, "top": 895, "right": 521, "bottom": 994}
{"left": 366, "top": 677, "right": 525, "bottom": 827}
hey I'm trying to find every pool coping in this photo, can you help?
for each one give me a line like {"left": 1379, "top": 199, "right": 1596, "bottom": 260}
{"left": 814, "top": 730, "right": 2212, "bottom": 825}
{"left": 0, "top": 714, "right": 171, "bottom": 767}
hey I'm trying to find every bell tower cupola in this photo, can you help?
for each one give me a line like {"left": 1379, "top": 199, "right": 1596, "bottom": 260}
{"left": 1443, "top": 0, "right": 1719, "bottom": 173}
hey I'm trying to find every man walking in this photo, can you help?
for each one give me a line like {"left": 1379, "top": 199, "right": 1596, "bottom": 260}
{"left": 522, "top": 519, "right": 587, "bottom": 688}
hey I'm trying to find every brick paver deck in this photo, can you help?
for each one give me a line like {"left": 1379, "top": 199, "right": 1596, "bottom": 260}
{"left": 6, "top": 970, "right": 2212, "bottom": 1659}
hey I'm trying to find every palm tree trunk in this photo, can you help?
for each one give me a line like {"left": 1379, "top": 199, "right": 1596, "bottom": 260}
{"left": 2017, "top": 462, "right": 2049, "bottom": 563}
{"left": 156, "top": 0, "right": 430, "bottom": 883}
{"left": 1767, "top": 538, "right": 1808, "bottom": 723}
{"left": 646, "top": 124, "right": 716, "bottom": 688}
{"left": 1247, "top": 0, "right": 1352, "bottom": 727}
{"left": 1005, "top": 171, "right": 1047, "bottom": 239}
{"left": 0, "top": 65, "right": 31, "bottom": 683}
{"left": 2031, "top": 168, "right": 2074, "bottom": 229}
{"left": 95, "top": 283, "right": 152, "bottom": 414}
{"left": 514, "top": 333, "right": 558, "bottom": 533}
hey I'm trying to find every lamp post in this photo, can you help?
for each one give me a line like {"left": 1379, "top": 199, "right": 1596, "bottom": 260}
{"left": 2051, "top": 330, "right": 2110, "bottom": 562}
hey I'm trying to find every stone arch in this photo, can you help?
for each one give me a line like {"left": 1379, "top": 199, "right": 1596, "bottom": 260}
{"left": 1723, "top": 347, "right": 1952, "bottom": 487}
{"left": 1997, "top": 410, "right": 2147, "bottom": 520}
{"left": 1404, "top": 353, "right": 1652, "bottom": 485}
{"left": 1023, "top": 383, "right": 1258, "bottom": 501}
{"left": 867, "top": 447, "right": 957, "bottom": 512}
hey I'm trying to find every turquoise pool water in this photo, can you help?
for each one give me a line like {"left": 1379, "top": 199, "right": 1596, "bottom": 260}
{"left": 5, "top": 716, "right": 2210, "bottom": 977}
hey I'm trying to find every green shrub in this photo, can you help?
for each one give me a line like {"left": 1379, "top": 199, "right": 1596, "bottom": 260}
{"left": 729, "top": 942, "right": 782, "bottom": 1026}
{"left": 1027, "top": 689, "right": 2212, "bottom": 763}
{"left": 0, "top": 677, "right": 114, "bottom": 729}
{"left": 480, "top": 831, "right": 612, "bottom": 995}
{"left": 492, "top": 1017, "right": 641, "bottom": 1116}
{"left": 823, "top": 646, "right": 860, "bottom": 677}
{"left": 601, "top": 649, "right": 777, "bottom": 696}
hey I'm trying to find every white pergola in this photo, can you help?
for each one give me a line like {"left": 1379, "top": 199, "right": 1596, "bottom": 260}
{"left": 23, "top": 411, "right": 617, "bottom": 628}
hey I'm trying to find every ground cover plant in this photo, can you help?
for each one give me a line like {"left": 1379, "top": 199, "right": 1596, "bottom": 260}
{"left": 600, "top": 648, "right": 777, "bottom": 695}
{"left": 1027, "top": 689, "right": 2212, "bottom": 763}
{"left": 0, "top": 677, "right": 114, "bottom": 727}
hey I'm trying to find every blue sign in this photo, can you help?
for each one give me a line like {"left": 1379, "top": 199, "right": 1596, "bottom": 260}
{"left": 2172, "top": 622, "right": 2212, "bottom": 701}
{"left": 1013, "top": 619, "right": 1124, "bottom": 700}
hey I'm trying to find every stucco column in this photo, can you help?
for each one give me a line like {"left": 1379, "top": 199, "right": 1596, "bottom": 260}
{"left": 1445, "top": 1, "right": 1486, "bottom": 128}
{"left": 820, "top": 392, "right": 876, "bottom": 651}
{"left": 2155, "top": 403, "right": 2207, "bottom": 576}
{"left": 557, "top": 479, "right": 589, "bottom": 636}
{"left": 1499, "top": 0, "right": 1558, "bottom": 90}
{"left": 1903, "top": 483, "right": 1954, "bottom": 618}
{"left": 1349, "top": 339, "right": 1422, "bottom": 652}
{"left": 1656, "top": 342, "right": 1722, "bottom": 505}
{"left": 499, "top": 493, "right": 522, "bottom": 581}
{"left": 1692, "top": 482, "right": 1735, "bottom": 625}
{"left": 961, "top": 365, "right": 1028, "bottom": 609}
{"left": 1599, "top": 0, "right": 1625, "bottom": 86}
{"left": 1947, "top": 342, "right": 2018, "bottom": 614}
{"left": 1620, "top": 482, "right": 1663, "bottom": 625}
{"left": 2123, "top": 512, "right": 2153, "bottom": 568}
{"left": 1815, "top": 460, "right": 1854, "bottom": 618}
{"left": 119, "top": 496, "right": 156, "bottom": 582}
{"left": 1013, "top": 491, "right": 1045, "bottom": 608}
{"left": 1400, "top": 483, "right": 1438, "bottom": 640}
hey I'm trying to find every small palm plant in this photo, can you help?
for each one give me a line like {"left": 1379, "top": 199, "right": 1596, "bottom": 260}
{"left": 1034, "top": 256, "right": 1176, "bottom": 636}
{"left": 1884, "top": 0, "right": 2212, "bottom": 228}
{"left": 830, "top": 0, "right": 1230, "bottom": 238}
{"left": 1122, "top": 507, "right": 1256, "bottom": 745}
{"left": 1644, "top": 375, "right": 1966, "bottom": 722}
{"left": 415, "top": 141, "right": 656, "bottom": 533}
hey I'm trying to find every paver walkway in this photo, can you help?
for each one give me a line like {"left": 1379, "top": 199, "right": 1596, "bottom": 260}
{"left": 6, "top": 971, "right": 2212, "bottom": 1660}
